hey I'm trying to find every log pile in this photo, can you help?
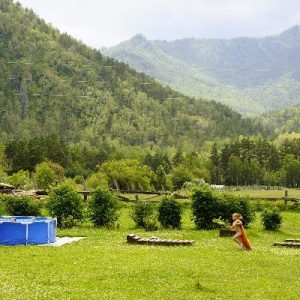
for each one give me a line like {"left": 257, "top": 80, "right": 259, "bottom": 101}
{"left": 274, "top": 239, "right": 300, "bottom": 248}
{"left": 127, "top": 233, "right": 194, "bottom": 246}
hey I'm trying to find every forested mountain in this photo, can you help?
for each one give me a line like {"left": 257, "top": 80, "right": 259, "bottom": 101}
{"left": 258, "top": 104, "right": 300, "bottom": 135}
{"left": 102, "top": 26, "right": 300, "bottom": 116}
{"left": 0, "top": 0, "right": 267, "bottom": 151}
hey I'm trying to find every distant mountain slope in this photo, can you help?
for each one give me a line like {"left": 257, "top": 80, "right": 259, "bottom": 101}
{"left": 259, "top": 104, "right": 300, "bottom": 135}
{"left": 102, "top": 26, "right": 300, "bottom": 116}
{"left": 0, "top": 0, "right": 268, "bottom": 150}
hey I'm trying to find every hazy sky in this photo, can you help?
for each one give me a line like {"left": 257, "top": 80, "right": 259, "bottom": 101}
{"left": 16, "top": 0, "right": 300, "bottom": 48}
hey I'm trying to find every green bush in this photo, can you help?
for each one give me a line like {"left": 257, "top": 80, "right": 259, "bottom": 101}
{"left": 190, "top": 186, "right": 255, "bottom": 229}
{"left": 47, "top": 184, "right": 84, "bottom": 227}
{"left": 191, "top": 185, "right": 220, "bottom": 229}
{"left": 9, "top": 170, "right": 33, "bottom": 190}
{"left": 144, "top": 213, "right": 159, "bottom": 231}
{"left": 130, "top": 201, "right": 155, "bottom": 228}
{"left": 0, "top": 194, "right": 10, "bottom": 215}
{"left": 4, "top": 195, "right": 43, "bottom": 216}
{"left": 61, "top": 215, "right": 78, "bottom": 229}
{"left": 261, "top": 208, "right": 282, "bottom": 231}
{"left": 158, "top": 196, "right": 182, "bottom": 229}
{"left": 87, "top": 186, "right": 120, "bottom": 227}
{"left": 289, "top": 202, "right": 300, "bottom": 211}
{"left": 218, "top": 193, "right": 256, "bottom": 227}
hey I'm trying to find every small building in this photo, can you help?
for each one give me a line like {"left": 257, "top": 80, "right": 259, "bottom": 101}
{"left": 210, "top": 184, "right": 225, "bottom": 190}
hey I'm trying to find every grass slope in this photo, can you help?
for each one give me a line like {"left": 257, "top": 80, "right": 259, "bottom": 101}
{"left": 1, "top": 208, "right": 300, "bottom": 299}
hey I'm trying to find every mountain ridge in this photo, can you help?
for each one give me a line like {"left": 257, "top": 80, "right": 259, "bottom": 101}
{"left": 102, "top": 25, "right": 300, "bottom": 116}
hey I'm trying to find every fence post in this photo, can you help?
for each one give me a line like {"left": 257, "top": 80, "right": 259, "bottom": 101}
{"left": 284, "top": 190, "right": 288, "bottom": 205}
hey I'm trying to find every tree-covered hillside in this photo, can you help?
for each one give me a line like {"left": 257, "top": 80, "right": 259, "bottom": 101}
{"left": 102, "top": 26, "right": 300, "bottom": 116}
{"left": 258, "top": 104, "right": 300, "bottom": 135}
{"left": 0, "top": 0, "right": 266, "bottom": 151}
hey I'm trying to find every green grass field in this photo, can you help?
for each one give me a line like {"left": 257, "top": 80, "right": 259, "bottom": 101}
{"left": 1, "top": 207, "right": 300, "bottom": 300}
{"left": 227, "top": 187, "right": 300, "bottom": 199}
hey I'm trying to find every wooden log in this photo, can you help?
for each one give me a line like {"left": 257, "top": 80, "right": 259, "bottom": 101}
{"left": 285, "top": 239, "right": 300, "bottom": 243}
{"left": 219, "top": 229, "right": 235, "bottom": 237}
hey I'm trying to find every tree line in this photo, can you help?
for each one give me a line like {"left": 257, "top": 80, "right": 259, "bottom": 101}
{"left": 1, "top": 134, "right": 300, "bottom": 191}
{"left": 210, "top": 137, "right": 300, "bottom": 187}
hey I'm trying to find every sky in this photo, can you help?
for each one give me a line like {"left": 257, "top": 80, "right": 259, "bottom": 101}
{"left": 16, "top": 0, "right": 300, "bottom": 49}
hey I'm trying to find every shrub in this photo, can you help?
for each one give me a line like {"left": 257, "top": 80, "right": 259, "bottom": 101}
{"left": 5, "top": 195, "right": 43, "bottom": 216}
{"left": 171, "top": 165, "right": 193, "bottom": 190}
{"left": 218, "top": 193, "right": 256, "bottom": 227}
{"left": 158, "top": 196, "right": 182, "bottom": 229}
{"left": 61, "top": 215, "right": 78, "bottom": 229}
{"left": 131, "top": 201, "right": 155, "bottom": 228}
{"left": 87, "top": 186, "right": 120, "bottom": 227}
{"left": 0, "top": 194, "right": 11, "bottom": 215}
{"left": 289, "top": 202, "right": 300, "bottom": 212}
{"left": 191, "top": 185, "right": 220, "bottom": 229}
{"left": 9, "top": 170, "right": 33, "bottom": 190}
{"left": 190, "top": 186, "right": 256, "bottom": 230}
{"left": 144, "top": 213, "right": 159, "bottom": 231}
{"left": 35, "top": 162, "right": 64, "bottom": 190}
{"left": 261, "top": 208, "right": 282, "bottom": 231}
{"left": 47, "top": 184, "right": 84, "bottom": 227}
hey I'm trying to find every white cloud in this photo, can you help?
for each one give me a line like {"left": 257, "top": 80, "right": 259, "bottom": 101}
{"left": 16, "top": 0, "right": 300, "bottom": 47}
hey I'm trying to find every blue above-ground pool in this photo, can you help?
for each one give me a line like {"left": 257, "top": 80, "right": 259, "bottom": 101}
{"left": 0, "top": 216, "right": 57, "bottom": 246}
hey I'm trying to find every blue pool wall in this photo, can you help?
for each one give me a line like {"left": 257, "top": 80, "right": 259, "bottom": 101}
{"left": 0, "top": 216, "right": 57, "bottom": 245}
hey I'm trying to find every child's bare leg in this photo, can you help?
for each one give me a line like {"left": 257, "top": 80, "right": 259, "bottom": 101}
{"left": 233, "top": 233, "right": 246, "bottom": 249}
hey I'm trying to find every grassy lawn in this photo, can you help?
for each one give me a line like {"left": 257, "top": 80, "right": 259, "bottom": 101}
{"left": 1, "top": 207, "right": 300, "bottom": 299}
{"left": 226, "top": 187, "right": 300, "bottom": 199}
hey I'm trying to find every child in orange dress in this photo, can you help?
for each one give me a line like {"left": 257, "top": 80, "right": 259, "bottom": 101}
{"left": 228, "top": 213, "right": 252, "bottom": 251}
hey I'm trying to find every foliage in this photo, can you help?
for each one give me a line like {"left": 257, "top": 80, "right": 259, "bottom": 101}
{"left": 8, "top": 170, "right": 33, "bottom": 190}
{"left": 47, "top": 184, "right": 84, "bottom": 227}
{"left": 4, "top": 135, "right": 69, "bottom": 173}
{"left": 217, "top": 193, "right": 256, "bottom": 227}
{"left": 190, "top": 185, "right": 220, "bottom": 229}
{"left": 61, "top": 215, "right": 78, "bottom": 229}
{"left": 153, "top": 165, "right": 167, "bottom": 190}
{"left": 143, "top": 213, "right": 159, "bottom": 231}
{"left": 190, "top": 185, "right": 256, "bottom": 229}
{"left": 98, "top": 159, "right": 153, "bottom": 190}
{"left": 171, "top": 165, "right": 193, "bottom": 190}
{"left": 85, "top": 172, "right": 108, "bottom": 190}
{"left": 209, "top": 137, "right": 300, "bottom": 187}
{"left": 0, "top": 169, "right": 9, "bottom": 184}
{"left": 2, "top": 2, "right": 300, "bottom": 189}
{"left": 0, "top": 143, "right": 8, "bottom": 171}
{"left": 4, "top": 195, "right": 43, "bottom": 216}
{"left": 87, "top": 186, "right": 120, "bottom": 227}
{"left": 261, "top": 208, "right": 283, "bottom": 231}
{"left": 158, "top": 195, "right": 182, "bottom": 229}
{"left": 0, "top": 194, "right": 10, "bottom": 214}
{"left": 0, "top": 1, "right": 267, "bottom": 156}
{"left": 212, "top": 218, "right": 227, "bottom": 228}
{"left": 34, "top": 162, "right": 64, "bottom": 190}
{"left": 130, "top": 200, "right": 155, "bottom": 228}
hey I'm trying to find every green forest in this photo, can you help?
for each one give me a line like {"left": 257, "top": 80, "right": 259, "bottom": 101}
{"left": 0, "top": 0, "right": 300, "bottom": 191}
{"left": 103, "top": 27, "right": 300, "bottom": 116}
